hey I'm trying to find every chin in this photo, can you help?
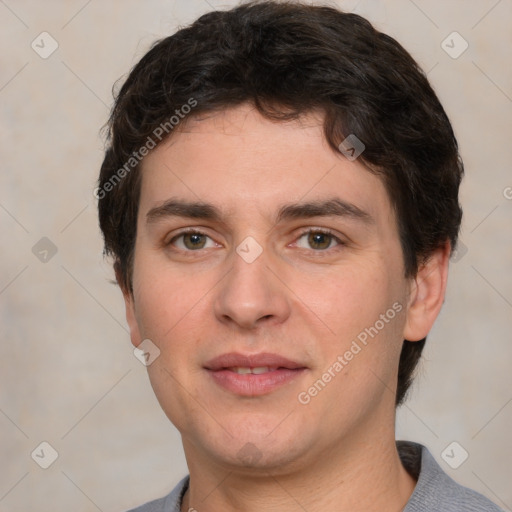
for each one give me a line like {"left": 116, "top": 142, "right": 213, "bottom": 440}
{"left": 189, "top": 417, "right": 315, "bottom": 473}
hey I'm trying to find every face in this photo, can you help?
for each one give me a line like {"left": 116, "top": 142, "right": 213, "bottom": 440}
{"left": 124, "top": 104, "right": 420, "bottom": 473}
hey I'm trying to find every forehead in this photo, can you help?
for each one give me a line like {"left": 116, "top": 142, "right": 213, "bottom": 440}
{"left": 138, "top": 104, "right": 394, "bottom": 227}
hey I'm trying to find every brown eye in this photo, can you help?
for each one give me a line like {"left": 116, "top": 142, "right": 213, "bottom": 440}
{"left": 170, "top": 231, "right": 216, "bottom": 251}
{"left": 308, "top": 232, "right": 333, "bottom": 250}
{"left": 295, "top": 230, "right": 343, "bottom": 251}
{"left": 183, "top": 233, "right": 207, "bottom": 250}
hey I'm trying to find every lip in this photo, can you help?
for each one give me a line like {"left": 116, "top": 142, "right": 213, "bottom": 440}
{"left": 204, "top": 352, "right": 305, "bottom": 371}
{"left": 204, "top": 352, "right": 308, "bottom": 397}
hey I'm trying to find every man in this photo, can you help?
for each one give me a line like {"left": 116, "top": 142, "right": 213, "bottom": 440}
{"left": 97, "top": 2, "right": 503, "bottom": 511}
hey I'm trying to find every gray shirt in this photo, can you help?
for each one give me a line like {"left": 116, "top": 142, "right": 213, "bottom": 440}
{"left": 126, "top": 441, "right": 503, "bottom": 511}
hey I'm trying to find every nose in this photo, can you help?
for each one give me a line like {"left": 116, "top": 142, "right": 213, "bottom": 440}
{"left": 213, "top": 242, "right": 291, "bottom": 330}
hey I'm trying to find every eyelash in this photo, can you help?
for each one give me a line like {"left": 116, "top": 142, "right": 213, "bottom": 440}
{"left": 293, "top": 228, "right": 346, "bottom": 253}
{"left": 167, "top": 227, "right": 346, "bottom": 254}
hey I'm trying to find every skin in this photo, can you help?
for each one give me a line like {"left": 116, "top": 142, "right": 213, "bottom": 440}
{"left": 122, "top": 104, "right": 450, "bottom": 512}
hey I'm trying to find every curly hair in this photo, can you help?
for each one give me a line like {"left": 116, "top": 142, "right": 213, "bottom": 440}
{"left": 97, "top": 1, "right": 463, "bottom": 406}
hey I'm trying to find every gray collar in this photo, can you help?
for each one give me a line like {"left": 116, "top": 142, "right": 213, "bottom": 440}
{"left": 150, "top": 441, "right": 503, "bottom": 512}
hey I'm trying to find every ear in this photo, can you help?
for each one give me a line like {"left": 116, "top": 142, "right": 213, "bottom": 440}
{"left": 403, "top": 241, "right": 451, "bottom": 342}
{"left": 116, "top": 268, "right": 142, "bottom": 348}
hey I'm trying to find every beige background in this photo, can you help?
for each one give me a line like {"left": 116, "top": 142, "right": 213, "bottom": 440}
{"left": 0, "top": 1, "right": 511, "bottom": 510}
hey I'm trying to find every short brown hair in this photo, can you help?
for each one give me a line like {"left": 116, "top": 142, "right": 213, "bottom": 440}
{"left": 97, "top": 1, "right": 463, "bottom": 405}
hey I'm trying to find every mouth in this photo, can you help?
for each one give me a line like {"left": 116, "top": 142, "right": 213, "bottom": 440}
{"left": 226, "top": 366, "right": 283, "bottom": 374}
{"left": 204, "top": 352, "right": 308, "bottom": 396}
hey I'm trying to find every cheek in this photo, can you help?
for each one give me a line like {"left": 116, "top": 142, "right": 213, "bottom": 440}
{"left": 296, "top": 255, "right": 408, "bottom": 393}
{"left": 131, "top": 278, "right": 173, "bottom": 341}
{"left": 132, "top": 258, "right": 210, "bottom": 427}
{"left": 298, "top": 260, "right": 397, "bottom": 341}
{"left": 131, "top": 248, "right": 208, "bottom": 340}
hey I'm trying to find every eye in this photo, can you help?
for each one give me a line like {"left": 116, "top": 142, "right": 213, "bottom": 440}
{"left": 167, "top": 228, "right": 344, "bottom": 253}
{"left": 295, "top": 229, "right": 343, "bottom": 251}
{"left": 169, "top": 230, "right": 217, "bottom": 251}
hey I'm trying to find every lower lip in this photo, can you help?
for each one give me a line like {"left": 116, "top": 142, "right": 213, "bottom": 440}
{"left": 207, "top": 368, "right": 306, "bottom": 396}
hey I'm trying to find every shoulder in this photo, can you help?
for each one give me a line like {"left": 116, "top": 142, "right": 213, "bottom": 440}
{"left": 400, "top": 441, "right": 504, "bottom": 512}
{"left": 124, "top": 476, "right": 189, "bottom": 512}
{"left": 125, "top": 495, "right": 167, "bottom": 512}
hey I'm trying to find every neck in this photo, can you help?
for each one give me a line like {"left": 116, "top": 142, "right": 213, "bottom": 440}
{"left": 181, "top": 429, "right": 416, "bottom": 512}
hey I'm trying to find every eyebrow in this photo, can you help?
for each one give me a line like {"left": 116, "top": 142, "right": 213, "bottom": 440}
{"left": 146, "top": 197, "right": 374, "bottom": 226}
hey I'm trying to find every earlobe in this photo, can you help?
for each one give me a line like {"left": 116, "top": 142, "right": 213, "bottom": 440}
{"left": 123, "top": 291, "right": 143, "bottom": 348}
{"left": 403, "top": 242, "right": 451, "bottom": 342}
{"left": 116, "top": 269, "right": 142, "bottom": 348}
